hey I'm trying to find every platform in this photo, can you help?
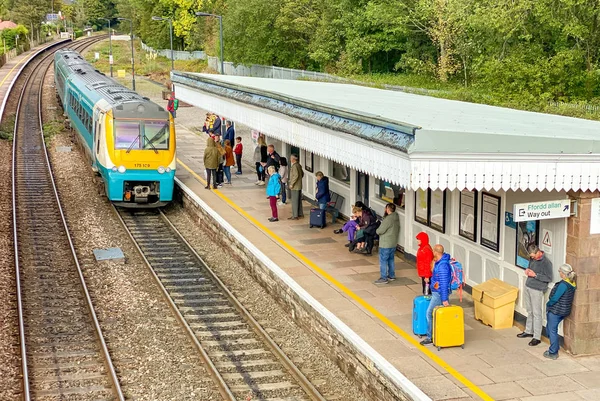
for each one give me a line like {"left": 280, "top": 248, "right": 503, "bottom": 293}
{"left": 132, "top": 77, "right": 600, "bottom": 401}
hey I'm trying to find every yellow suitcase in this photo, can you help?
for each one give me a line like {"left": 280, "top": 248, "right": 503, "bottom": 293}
{"left": 433, "top": 305, "right": 465, "bottom": 351}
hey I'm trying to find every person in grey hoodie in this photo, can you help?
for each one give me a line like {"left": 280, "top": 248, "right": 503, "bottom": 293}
{"left": 373, "top": 203, "right": 401, "bottom": 284}
{"left": 517, "top": 244, "right": 553, "bottom": 346}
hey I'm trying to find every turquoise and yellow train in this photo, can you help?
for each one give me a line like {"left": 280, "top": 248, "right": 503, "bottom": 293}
{"left": 54, "top": 49, "right": 176, "bottom": 207}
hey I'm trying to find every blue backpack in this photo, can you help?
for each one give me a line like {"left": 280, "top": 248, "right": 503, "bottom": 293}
{"left": 450, "top": 259, "right": 464, "bottom": 302}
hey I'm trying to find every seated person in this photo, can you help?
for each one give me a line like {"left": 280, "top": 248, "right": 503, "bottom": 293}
{"left": 334, "top": 206, "right": 362, "bottom": 246}
{"left": 352, "top": 207, "right": 376, "bottom": 255}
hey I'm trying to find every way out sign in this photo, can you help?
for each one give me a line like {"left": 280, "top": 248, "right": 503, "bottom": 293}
{"left": 513, "top": 199, "right": 570, "bottom": 222}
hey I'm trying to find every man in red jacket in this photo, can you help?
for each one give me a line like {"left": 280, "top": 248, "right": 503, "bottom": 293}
{"left": 416, "top": 232, "right": 434, "bottom": 295}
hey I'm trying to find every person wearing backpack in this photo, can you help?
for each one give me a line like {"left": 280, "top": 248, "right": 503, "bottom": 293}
{"left": 416, "top": 232, "right": 434, "bottom": 295}
{"left": 167, "top": 92, "right": 178, "bottom": 119}
{"left": 420, "top": 244, "right": 452, "bottom": 346}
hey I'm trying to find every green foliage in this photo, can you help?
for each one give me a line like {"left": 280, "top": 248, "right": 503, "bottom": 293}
{"left": 0, "top": 115, "right": 14, "bottom": 142}
{"left": 0, "top": 25, "right": 29, "bottom": 49}
{"left": 82, "top": 0, "right": 600, "bottom": 117}
{"left": 43, "top": 121, "right": 64, "bottom": 144}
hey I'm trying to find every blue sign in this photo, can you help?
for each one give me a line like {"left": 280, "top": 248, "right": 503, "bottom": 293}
{"left": 46, "top": 13, "right": 59, "bottom": 21}
{"left": 505, "top": 211, "right": 516, "bottom": 229}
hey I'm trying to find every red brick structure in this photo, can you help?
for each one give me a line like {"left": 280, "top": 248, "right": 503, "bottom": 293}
{"left": 565, "top": 190, "right": 600, "bottom": 354}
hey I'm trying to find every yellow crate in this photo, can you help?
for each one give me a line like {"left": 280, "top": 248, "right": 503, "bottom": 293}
{"left": 117, "top": 69, "right": 126, "bottom": 78}
{"left": 472, "top": 278, "right": 518, "bottom": 329}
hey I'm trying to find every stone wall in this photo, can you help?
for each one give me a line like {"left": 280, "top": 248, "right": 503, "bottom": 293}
{"left": 176, "top": 188, "right": 416, "bottom": 401}
{"left": 565, "top": 190, "right": 600, "bottom": 355}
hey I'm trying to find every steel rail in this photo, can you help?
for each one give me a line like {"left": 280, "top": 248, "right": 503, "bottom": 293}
{"left": 158, "top": 209, "right": 328, "bottom": 401}
{"left": 112, "top": 205, "right": 237, "bottom": 401}
{"left": 11, "top": 35, "right": 124, "bottom": 401}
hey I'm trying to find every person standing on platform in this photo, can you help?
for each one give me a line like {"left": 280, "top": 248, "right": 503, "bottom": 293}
{"left": 420, "top": 244, "right": 452, "bottom": 346}
{"left": 373, "top": 203, "right": 400, "bottom": 284}
{"left": 234, "top": 137, "right": 243, "bottom": 175}
{"left": 214, "top": 135, "right": 226, "bottom": 188}
{"left": 416, "top": 232, "right": 434, "bottom": 295}
{"left": 166, "top": 92, "right": 177, "bottom": 119}
{"left": 264, "top": 144, "right": 281, "bottom": 173}
{"left": 517, "top": 244, "right": 553, "bottom": 346}
{"left": 278, "top": 157, "right": 289, "bottom": 205}
{"left": 223, "top": 139, "right": 234, "bottom": 185}
{"left": 544, "top": 264, "right": 576, "bottom": 360}
{"left": 288, "top": 154, "right": 304, "bottom": 220}
{"left": 266, "top": 166, "right": 281, "bottom": 222}
{"left": 254, "top": 135, "right": 267, "bottom": 186}
{"left": 203, "top": 137, "right": 220, "bottom": 190}
{"left": 224, "top": 121, "right": 235, "bottom": 147}
{"left": 315, "top": 171, "right": 331, "bottom": 210}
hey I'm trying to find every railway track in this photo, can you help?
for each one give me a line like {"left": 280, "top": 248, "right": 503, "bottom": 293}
{"left": 116, "top": 208, "right": 328, "bottom": 401}
{"left": 11, "top": 37, "right": 124, "bottom": 401}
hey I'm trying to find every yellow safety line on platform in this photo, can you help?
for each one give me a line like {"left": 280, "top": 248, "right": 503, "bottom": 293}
{"left": 177, "top": 158, "right": 495, "bottom": 401}
{"left": 0, "top": 52, "right": 34, "bottom": 88}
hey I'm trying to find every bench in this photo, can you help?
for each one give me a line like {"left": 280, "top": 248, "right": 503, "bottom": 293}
{"left": 304, "top": 191, "right": 345, "bottom": 223}
{"left": 325, "top": 192, "right": 345, "bottom": 223}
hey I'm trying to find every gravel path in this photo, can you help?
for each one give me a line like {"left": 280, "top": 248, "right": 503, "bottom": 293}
{"left": 0, "top": 139, "right": 21, "bottom": 401}
{"left": 44, "top": 67, "right": 223, "bottom": 400}
{"left": 165, "top": 204, "right": 367, "bottom": 401}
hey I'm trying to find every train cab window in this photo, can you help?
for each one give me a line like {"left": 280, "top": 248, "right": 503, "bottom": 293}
{"left": 143, "top": 121, "right": 170, "bottom": 150}
{"left": 114, "top": 120, "right": 141, "bottom": 149}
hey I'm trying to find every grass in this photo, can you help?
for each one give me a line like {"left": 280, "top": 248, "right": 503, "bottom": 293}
{"left": 43, "top": 121, "right": 64, "bottom": 145}
{"left": 0, "top": 115, "right": 15, "bottom": 141}
{"left": 84, "top": 39, "right": 209, "bottom": 86}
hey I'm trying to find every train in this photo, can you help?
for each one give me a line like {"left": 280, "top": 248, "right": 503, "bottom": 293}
{"left": 54, "top": 49, "right": 176, "bottom": 207}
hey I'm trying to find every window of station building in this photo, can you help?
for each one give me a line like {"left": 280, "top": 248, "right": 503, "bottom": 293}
{"left": 414, "top": 188, "right": 446, "bottom": 233}
{"left": 332, "top": 161, "right": 350, "bottom": 184}
{"left": 480, "top": 192, "right": 501, "bottom": 253}
{"left": 375, "top": 179, "right": 405, "bottom": 209}
{"left": 459, "top": 189, "right": 478, "bottom": 242}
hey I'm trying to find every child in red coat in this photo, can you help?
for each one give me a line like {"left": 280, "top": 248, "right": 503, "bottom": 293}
{"left": 416, "top": 232, "right": 434, "bottom": 295}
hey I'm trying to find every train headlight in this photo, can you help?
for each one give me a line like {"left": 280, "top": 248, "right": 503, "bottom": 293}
{"left": 112, "top": 166, "right": 118, "bottom": 172}
{"left": 166, "top": 167, "right": 171, "bottom": 173}
{"left": 118, "top": 165, "right": 126, "bottom": 173}
{"left": 157, "top": 166, "right": 165, "bottom": 174}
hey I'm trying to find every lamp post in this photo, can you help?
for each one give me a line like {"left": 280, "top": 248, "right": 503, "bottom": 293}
{"left": 99, "top": 18, "right": 113, "bottom": 77}
{"left": 151, "top": 16, "right": 174, "bottom": 71}
{"left": 117, "top": 17, "right": 135, "bottom": 90}
{"left": 195, "top": 12, "right": 223, "bottom": 74}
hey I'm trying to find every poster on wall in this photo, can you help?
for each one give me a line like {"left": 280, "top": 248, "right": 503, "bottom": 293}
{"left": 415, "top": 189, "right": 429, "bottom": 225}
{"left": 516, "top": 220, "right": 539, "bottom": 268}
{"left": 459, "top": 190, "right": 477, "bottom": 241}
{"left": 304, "top": 151, "right": 314, "bottom": 173}
{"left": 481, "top": 193, "right": 501, "bottom": 252}
{"left": 430, "top": 190, "right": 446, "bottom": 232}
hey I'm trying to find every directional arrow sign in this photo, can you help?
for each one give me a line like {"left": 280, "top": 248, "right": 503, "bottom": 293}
{"left": 513, "top": 199, "right": 571, "bottom": 222}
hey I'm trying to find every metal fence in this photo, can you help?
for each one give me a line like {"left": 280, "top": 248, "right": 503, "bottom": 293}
{"left": 140, "top": 41, "right": 206, "bottom": 61}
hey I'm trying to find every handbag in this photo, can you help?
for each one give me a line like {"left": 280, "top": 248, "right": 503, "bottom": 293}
{"left": 356, "top": 229, "right": 364, "bottom": 239}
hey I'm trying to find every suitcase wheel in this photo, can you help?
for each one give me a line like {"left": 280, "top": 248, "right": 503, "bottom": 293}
{"left": 437, "top": 346, "right": 441, "bottom": 351}
{"left": 309, "top": 225, "right": 313, "bottom": 228}
{"left": 461, "top": 344, "right": 464, "bottom": 349}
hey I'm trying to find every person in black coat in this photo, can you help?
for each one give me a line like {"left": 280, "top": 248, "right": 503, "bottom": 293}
{"left": 315, "top": 171, "right": 330, "bottom": 209}
{"left": 224, "top": 121, "right": 235, "bottom": 146}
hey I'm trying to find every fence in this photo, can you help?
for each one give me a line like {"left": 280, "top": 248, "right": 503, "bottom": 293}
{"left": 0, "top": 36, "right": 50, "bottom": 69}
{"left": 141, "top": 41, "right": 206, "bottom": 61}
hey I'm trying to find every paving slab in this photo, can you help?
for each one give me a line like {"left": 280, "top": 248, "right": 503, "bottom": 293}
{"left": 516, "top": 376, "right": 585, "bottom": 396}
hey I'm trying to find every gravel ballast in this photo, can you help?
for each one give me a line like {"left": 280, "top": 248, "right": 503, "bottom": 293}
{"left": 0, "top": 139, "right": 21, "bottom": 401}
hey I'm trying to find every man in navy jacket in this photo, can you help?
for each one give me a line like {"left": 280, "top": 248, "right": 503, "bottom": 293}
{"left": 420, "top": 244, "right": 452, "bottom": 346}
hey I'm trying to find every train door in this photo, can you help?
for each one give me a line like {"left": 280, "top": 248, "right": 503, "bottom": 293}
{"left": 92, "top": 107, "right": 102, "bottom": 173}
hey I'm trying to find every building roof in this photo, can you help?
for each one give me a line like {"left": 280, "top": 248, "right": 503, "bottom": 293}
{"left": 172, "top": 72, "right": 600, "bottom": 192}
{"left": 0, "top": 20, "right": 18, "bottom": 30}
{"left": 184, "top": 73, "right": 600, "bottom": 155}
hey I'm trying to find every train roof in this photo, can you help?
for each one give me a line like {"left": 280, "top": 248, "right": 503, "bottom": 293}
{"left": 56, "top": 49, "right": 168, "bottom": 119}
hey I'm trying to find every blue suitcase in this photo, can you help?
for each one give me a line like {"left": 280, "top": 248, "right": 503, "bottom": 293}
{"left": 309, "top": 208, "right": 326, "bottom": 229}
{"left": 413, "top": 295, "right": 431, "bottom": 337}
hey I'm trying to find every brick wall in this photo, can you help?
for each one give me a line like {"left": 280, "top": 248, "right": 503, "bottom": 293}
{"left": 565, "top": 190, "right": 600, "bottom": 355}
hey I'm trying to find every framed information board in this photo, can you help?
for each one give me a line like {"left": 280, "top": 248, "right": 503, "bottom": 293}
{"left": 481, "top": 192, "right": 501, "bottom": 252}
{"left": 459, "top": 190, "right": 477, "bottom": 242}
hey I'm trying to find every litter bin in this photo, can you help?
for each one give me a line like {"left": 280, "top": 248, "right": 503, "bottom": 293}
{"left": 472, "top": 278, "right": 518, "bottom": 329}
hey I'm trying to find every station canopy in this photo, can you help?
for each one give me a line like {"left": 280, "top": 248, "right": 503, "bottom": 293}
{"left": 172, "top": 72, "right": 600, "bottom": 193}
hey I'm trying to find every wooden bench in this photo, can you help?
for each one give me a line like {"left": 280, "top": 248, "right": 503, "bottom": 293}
{"left": 305, "top": 191, "right": 345, "bottom": 223}
{"left": 325, "top": 191, "right": 345, "bottom": 223}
